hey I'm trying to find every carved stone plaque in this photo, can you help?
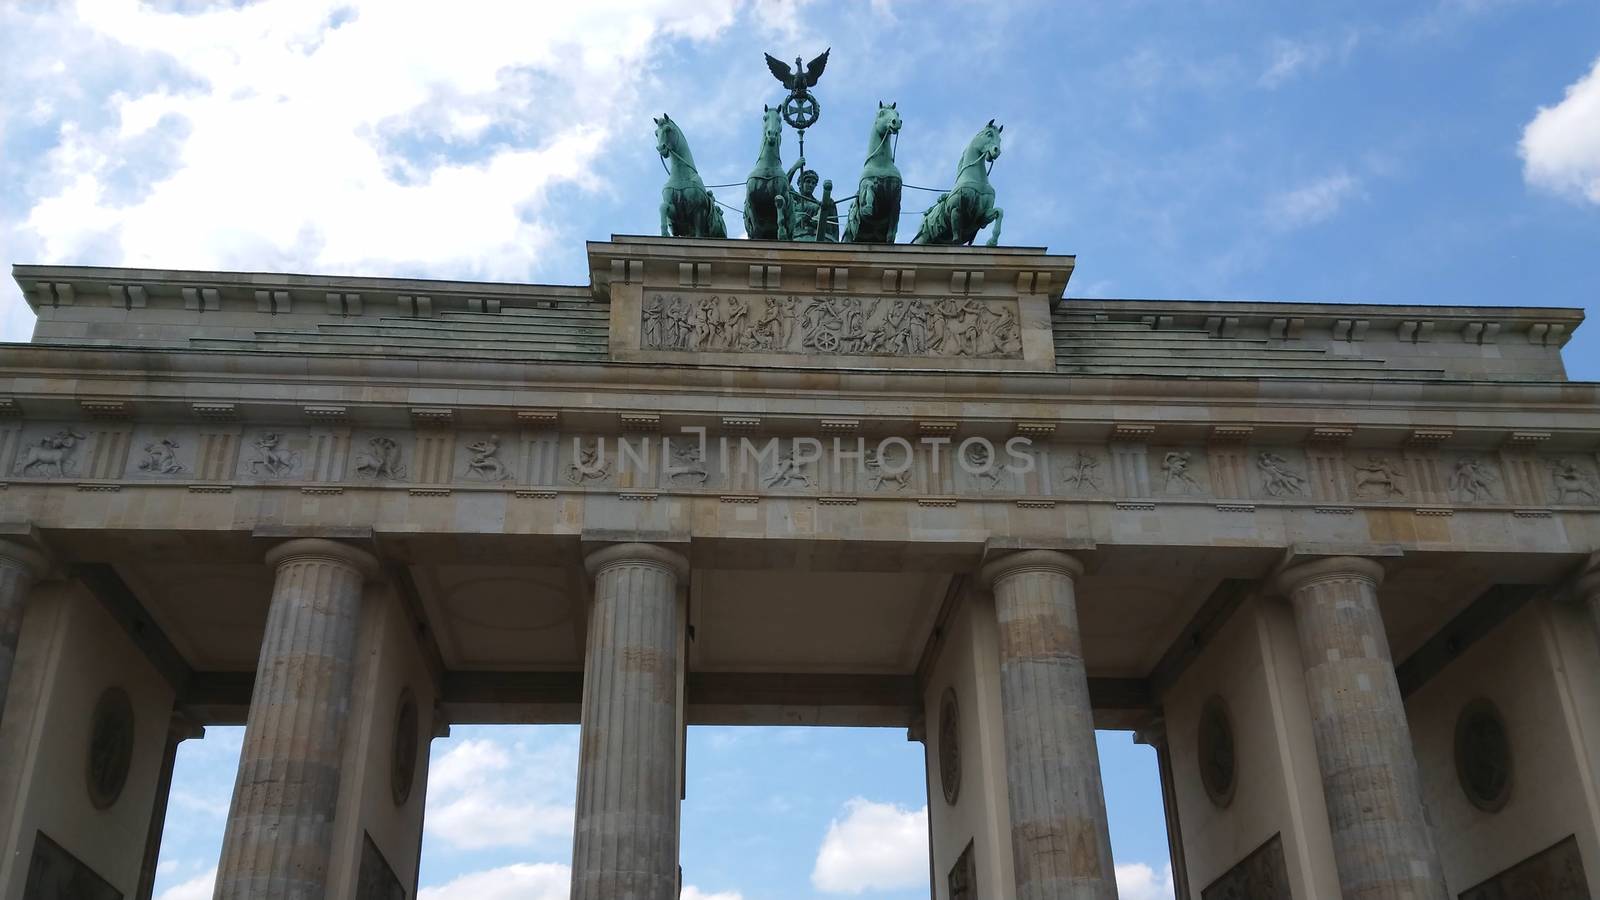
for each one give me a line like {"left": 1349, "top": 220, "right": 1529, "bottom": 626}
{"left": 939, "top": 687, "right": 961, "bottom": 805}
{"left": 391, "top": 687, "right": 419, "bottom": 807}
{"left": 947, "top": 839, "right": 976, "bottom": 900}
{"left": 23, "top": 832, "right": 123, "bottom": 900}
{"left": 355, "top": 832, "right": 406, "bottom": 900}
{"left": 1455, "top": 698, "right": 1511, "bottom": 813}
{"left": 86, "top": 687, "right": 135, "bottom": 810}
{"left": 1202, "top": 833, "right": 1290, "bottom": 900}
{"left": 1197, "top": 695, "right": 1236, "bottom": 809}
{"left": 641, "top": 292, "right": 1024, "bottom": 360}
{"left": 1459, "top": 835, "right": 1587, "bottom": 899}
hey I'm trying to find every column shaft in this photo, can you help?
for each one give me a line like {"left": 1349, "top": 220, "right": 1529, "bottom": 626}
{"left": 1279, "top": 558, "right": 1444, "bottom": 900}
{"left": 981, "top": 551, "right": 1117, "bottom": 900}
{"left": 571, "top": 543, "right": 688, "bottom": 900}
{"left": 0, "top": 540, "right": 48, "bottom": 730}
{"left": 214, "top": 539, "right": 376, "bottom": 900}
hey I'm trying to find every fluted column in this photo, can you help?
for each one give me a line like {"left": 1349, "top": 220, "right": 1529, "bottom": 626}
{"left": 214, "top": 538, "right": 378, "bottom": 900}
{"left": 0, "top": 539, "right": 49, "bottom": 730}
{"left": 571, "top": 543, "right": 689, "bottom": 900}
{"left": 980, "top": 550, "right": 1117, "bottom": 900}
{"left": 1276, "top": 557, "right": 1445, "bottom": 900}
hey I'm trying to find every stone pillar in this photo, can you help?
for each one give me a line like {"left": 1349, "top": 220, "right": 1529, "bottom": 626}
{"left": 1134, "top": 719, "right": 1190, "bottom": 900}
{"left": 979, "top": 550, "right": 1117, "bottom": 900}
{"left": 214, "top": 538, "right": 378, "bottom": 900}
{"left": 0, "top": 540, "right": 48, "bottom": 730}
{"left": 1276, "top": 557, "right": 1445, "bottom": 900}
{"left": 1579, "top": 556, "right": 1600, "bottom": 648}
{"left": 571, "top": 543, "right": 689, "bottom": 900}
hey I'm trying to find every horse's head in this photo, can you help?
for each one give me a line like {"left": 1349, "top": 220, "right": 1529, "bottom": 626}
{"left": 654, "top": 114, "right": 681, "bottom": 159}
{"left": 875, "top": 101, "right": 903, "bottom": 137}
{"left": 761, "top": 104, "right": 783, "bottom": 149}
{"left": 971, "top": 118, "right": 1004, "bottom": 164}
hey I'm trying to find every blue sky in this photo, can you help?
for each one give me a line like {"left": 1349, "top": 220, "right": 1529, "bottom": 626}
{"left": 2, "top": 1, "right": 1598, "bottom": 898}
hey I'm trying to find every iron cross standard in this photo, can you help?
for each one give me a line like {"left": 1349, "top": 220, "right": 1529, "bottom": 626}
{"left": 764, "top": 48, "right": 830, "bottom": 160}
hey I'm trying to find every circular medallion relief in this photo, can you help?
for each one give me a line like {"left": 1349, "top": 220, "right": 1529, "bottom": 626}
{"left": 1197, "top": 695, "right": 1236, "bottom": 809}
{"left": 86, "top": 686, "right": 135, "bottom": 810}
{"left": 1455, "top": 698, "right": 1511, "bottom": 812}
{"left": 938, "top": 687, "right": 961, "bottom": 806}
{"left": 391, "top": 687, "right": 420, "bottom": 807}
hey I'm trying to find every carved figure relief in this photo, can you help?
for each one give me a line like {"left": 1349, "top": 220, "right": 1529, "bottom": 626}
{"left": 1459, "top": 835, "right": 1587, "bottom": 900}
{"left": 22, "top": 833, "right": 123, "bottom": 900}
{"left": 1256, "top": 451, "right": 1307, "bottom": 497}
{"left": 463, "top": 435, "right": 511, "bottom": 482}
{"left": 86, "top": 687, "right": 134, "bottom": 810}
{"left": 1162, "top": 450, "right": 1202, "bottom": 494}
{"left": 642, "top": 292, "right": 1022, "bottom": 359}
{"left": 962, "top": 441, "right": 1007, "bottom": 490}
{"left": 1455, "top": 698, "right": 1511, "bottom": 813}
{"left": 16, "top": 429, "right": 86, "bottom": 478}
{"left": 137, "top": 438, "right": 184, "bottom": 475}
{"left": 1198, "top": 696, "right": 1236, "bottom": 809}
{"left": 938, "top": 687, "right": 961, "bottom": 805}
{"left": 668, "top": 440, "right": 709, "bottom": 484}
{"left": 248, "top": 432, "right": 301, "bottom": 478}
{"left": 1352, "top": 456, "right": 1406, "bottom": 498}
{"left": 947, "top": 840, "right": 976, "bottom": 900}
{"left": 353, "top": 437, "right": 406, "bottom": 480}
{"left": 1201, "top": 834, "right": 1291, "bottom": 900}
{"left": 1549, "top": 459, "right": 1598, "bottom": 503}
{"left": 567, "top": 440, "right": 612, "bottom": 485}
{"left": 1058, "top": 451, "right": 1103, "bottom": 492}
{"left": 391, "top": 688, "right": 419, "bottom": 806}
{"left": 864, "top": 447, "right": 911, "bottom": 491}
{"left": 1451, "top": 457, "right": 1500, "bottom": 502}
{"left": 355, "top": 832, "right": 406, "bottom": 900}
{"left": 762, "top": 447, "right": 815, "bottom": 489}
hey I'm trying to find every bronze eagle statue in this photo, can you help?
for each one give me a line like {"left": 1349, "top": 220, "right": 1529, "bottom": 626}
{"left": 765, "top": 49, "right": 830, "bottom": 91}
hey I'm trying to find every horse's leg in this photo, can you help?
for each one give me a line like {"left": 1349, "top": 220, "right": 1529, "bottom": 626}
{"left": 660, "top": 197, "right": 673, "bottom": 237}
{"left": 985, "top": 207, "right": 1004, "bottom": 247}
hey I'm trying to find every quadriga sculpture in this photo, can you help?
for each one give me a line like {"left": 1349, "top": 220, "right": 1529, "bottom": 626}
{"left": 912, "top": 120, "right": 1005, "bottom": 247}
{"left": 843, "top": 101, "right": 903, "bottom": 243}
{"left": 655, "top": 114, "right": 726, "bottom": 239}
{"left": 745, "top": 105, "right": 792, "bottom": 240}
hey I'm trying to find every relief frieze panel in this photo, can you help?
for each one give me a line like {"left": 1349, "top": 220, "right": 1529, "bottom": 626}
{"left": 641, "top": 292, "right": 1024, "bottom": 360}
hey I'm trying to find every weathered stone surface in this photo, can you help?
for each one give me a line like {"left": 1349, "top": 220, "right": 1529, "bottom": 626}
{"left": 1277, "top": 556, "right": 1446, "bottom": 900}
{"left": 980, "top": 550, "right": 1116, "bottom": 900}
{"left": 214, "top": 538, "right": 377, "bottom": 900}
{"left": 0, "top": 540, "right": 48, "bottom": 730}
{"left": 571, "top": 542, "right": 689, "bottom": 900}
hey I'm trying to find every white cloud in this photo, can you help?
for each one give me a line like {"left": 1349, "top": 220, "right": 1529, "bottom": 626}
{"left": 1520, "top": 56, "right": 1600, "bottom": 205}
{"left": 810, "top": 798, "right": 928, "bottom": 894}
{"left": 419, "top": 863, "right": 571, "bottom": 900}
{"left": 1263, "top": 171, "right": 1361, "bottom": 230}
{"left": 682, "top": 887, "right": 745, "bottom": 900}
{"left": 155, "top": 866, "right": 215, "bottom": 900}
{"left": 1259, "top": 32, "right": 1360, "bottom": 88}
{"left": 1116, "top": 862, "right": 1176, "bottom": 900}
{"left": 7, "top": 0, "right": 746, "bottom": 285}
{"left": 423, "top": 735, "right": 578, "bottom": 850}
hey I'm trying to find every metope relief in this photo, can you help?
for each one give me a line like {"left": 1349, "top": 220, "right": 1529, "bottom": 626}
{"left": 352, "top": 436, "right": 407, "bottom": 481}
{"left": 245, "top": 432, "right": 303, "bottom": 479}
{"left": 1549, "top": 458, "right": 1598, "bottom": 504}
{"left": 1256, "top": 451, "right": 1308, "bottom": 498}
{"left": 14, "top": 428, "right": 87, "bottom": 479}
{"left": 1055, "top": 448, "right": 1106, "bottom": 494}
{"left": 1160, "top": 449, "right": 1206, "bottom": 495}
{"left": 460, "top": 435, "right": 513, "bottom": 482}
{"left": 1351, "top": 456, "right": 1407, "bottom": 499}
{"left": 1451, "top": 456, "right": 1501, "bottom": 503}
{"left": 566, "top": 439, "right": 614, "bottom": 486}
{"left": 641, "top": 292, "right": 1024, "bottom": 359}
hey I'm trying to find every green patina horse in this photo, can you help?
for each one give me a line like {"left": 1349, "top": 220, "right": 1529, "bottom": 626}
{"left": 912, "top": 119, "right": 1004, "bottom": 247}
{"left": 655, "top": 114, "right": 726, "bottom": 239}
{"left": 745, "top": 106, "right": 791, "bottom": 240}
{"left": 843, "top": 101, "right": 903, "bottom": 244}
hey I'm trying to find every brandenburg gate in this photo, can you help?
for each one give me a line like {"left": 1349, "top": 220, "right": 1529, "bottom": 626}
{"left": 1, "top": 236, "right": 1598, "bottom": 899}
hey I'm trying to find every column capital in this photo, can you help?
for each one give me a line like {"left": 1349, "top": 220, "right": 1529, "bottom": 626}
{"left": 1273, "top": 555, "right": 1386, "bottom": 597}
{"left": 584, "top": 542, "right": 689, "bottom": 580}
{"left": 979, "top": 548, "right": 1083, "bottom": 587}
{"left": 0, "top": 539, "right": 50, "bottom": 580}
{"left": 264, "top": 537, "right": 379, "bottom": 579}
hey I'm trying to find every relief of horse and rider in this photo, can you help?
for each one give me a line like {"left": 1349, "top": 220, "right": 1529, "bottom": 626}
{"left": 655, "top": 49, "right": 1005, "bottom": 247}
